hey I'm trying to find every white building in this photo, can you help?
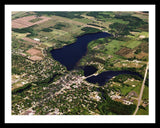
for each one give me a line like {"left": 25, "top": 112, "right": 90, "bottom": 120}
{"left": 123, "top": 100, "right": 133, "bottom": 105}
{"left": 34, "top": 38, "right": 40, "bottom": 42}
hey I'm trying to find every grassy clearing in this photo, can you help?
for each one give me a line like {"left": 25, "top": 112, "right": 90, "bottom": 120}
{"left": 142, "top": 85, "right": 149, "bottom": 100}
{"left": 12, "top": 11, "right": 34, "bottom": 20}
{"left": 123, "top": 40, "right": 142, "bottom": 49}
{"left": 88, "top": 39, "right": 124, "bottom": 55}
{"left": 12, "top": 31, "right": 29, "bottom": 39}
{"left": 132, "top": 13, "right": 148, "bottom": 22}
{"left": 138, "top": 31, "right": 149, "bottom": 38}
{"left": 114, "top": 61, "right": 144, "bottom": 68}
{"left": 112, "top": 80, "right": 142, "bottom": 96}
{"left": 102, "top": 40, "right": 126, "bottom": 61}
{"left": 29, "top": 18, "right": 43, "bottom": 23}
{"left": 128, "top": 31, "right": 149, "bottom": 39}
{"left": 50, "top": 29, "right": 72, "bottom": 40}
{"left": 136, "top": 105, "right": 148, "bottom": 115}
{"left": 105, "top": 18, "right": 129, "bottom": 24}
{"left": 37, "top": 29, "right": 75, "bottom": 42}
{"left": 122, "top": 83, "right": 141, "bottom": 96}
{"left": 131, "top": 84, "right": 141, "bottom": 96}
{"left": 33, "top": 19, "right": 57, "bottom": 31}
{"left": 43, "top": 42, "right": 55, "bottom": 47}
{"left": 62, "top": 23, "right": 83, "bottom": 36}
{"left": 73, "top": 17, "right": 93, "bottom": 24}
{"left": 124, "top": 79, "right": 142, "bottom": 86}
{"left": 120, "top": 86, "right": 133, "bottom": 96}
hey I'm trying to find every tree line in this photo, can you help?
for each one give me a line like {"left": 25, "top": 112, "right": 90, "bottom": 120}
{"left": 97, "top": 88, "right": 136, "bottom": 115}
{"left": 35, "top": 11, "right": 84, "bottom": 19}
{"left": 12, "top": 26, "right": 38, "bottom": 37}
{"left": 109, "top": 15, "right": 147, "bottom": 38}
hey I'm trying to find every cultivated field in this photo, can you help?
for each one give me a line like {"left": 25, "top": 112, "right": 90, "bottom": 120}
{"left": 22, "top": 37, "right": 40, "bottom": 45}
{"left": 26, "top": 48, "right": 43, "bottom": 61}
{"left": 12, "top": 15, "right": 51, "bottom": 28}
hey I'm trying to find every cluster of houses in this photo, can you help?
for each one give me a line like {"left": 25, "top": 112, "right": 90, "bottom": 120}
{"left": 89, "top": 91, "right": 101, "bottom": 101}
{"left": 108, "top": 90, "right": 134, "bottom": 105}
{"left": 53, "top": 73, "right": 85, "bottom": 96}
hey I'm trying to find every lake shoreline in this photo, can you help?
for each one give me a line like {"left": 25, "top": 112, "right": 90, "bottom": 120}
{"left": 50, "top": 32, "right": 111, "bottom": 71}
{"left": 86, "top": 70, "right": 143, "bottom": 86}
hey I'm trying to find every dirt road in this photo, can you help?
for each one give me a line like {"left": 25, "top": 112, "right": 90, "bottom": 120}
{"left": 133, "top": 62, "right": 149, "bottom": 115}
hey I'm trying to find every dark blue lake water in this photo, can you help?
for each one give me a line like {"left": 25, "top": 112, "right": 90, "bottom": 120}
{"left": 82, "top": 65, "right": 98, "bottom": 77}
{"left": 50, "top": 32, "right": 143, "bottom": 86}
{"left": 50, "top": 32, "right": 111, "bottom": 70}
{"left": 86, "top": 70, "right": 142, "bottom": 86}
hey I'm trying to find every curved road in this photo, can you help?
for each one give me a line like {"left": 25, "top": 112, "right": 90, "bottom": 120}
{"left": 133, "top": 62, "right": 149, "bottom": 115}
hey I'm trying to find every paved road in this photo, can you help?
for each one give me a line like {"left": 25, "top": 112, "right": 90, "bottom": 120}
{"left": 133, "top": 62, "right": 149, "bottom": 115}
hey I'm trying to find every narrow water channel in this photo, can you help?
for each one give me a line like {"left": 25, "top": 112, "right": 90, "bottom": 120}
{"left": 86, "top": 70, "right": 142, "bottom": 86}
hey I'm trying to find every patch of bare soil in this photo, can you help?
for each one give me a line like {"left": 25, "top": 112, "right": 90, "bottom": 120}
{"left": 29, "top": 55, "right": 43, "bottom": 61}
{"left": 26, "top": 48, "right": 44, "bottom": 61}
{"left": 12, "top": 15, "right": 51, "bottom": 28}
{"left": 115, "top": 47, "right": 134, "bottom": 57}
{"left": 135, "top": 52, "right": 148, "bottom": 59}
{"left": 26, "top": 48, "right": 42, "bottom": 56}
{"left": 116, "top": 42, "right": 148, "bottom": 59}
{"left": 22, "top": 37, "right": 40, "bottom": 45}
